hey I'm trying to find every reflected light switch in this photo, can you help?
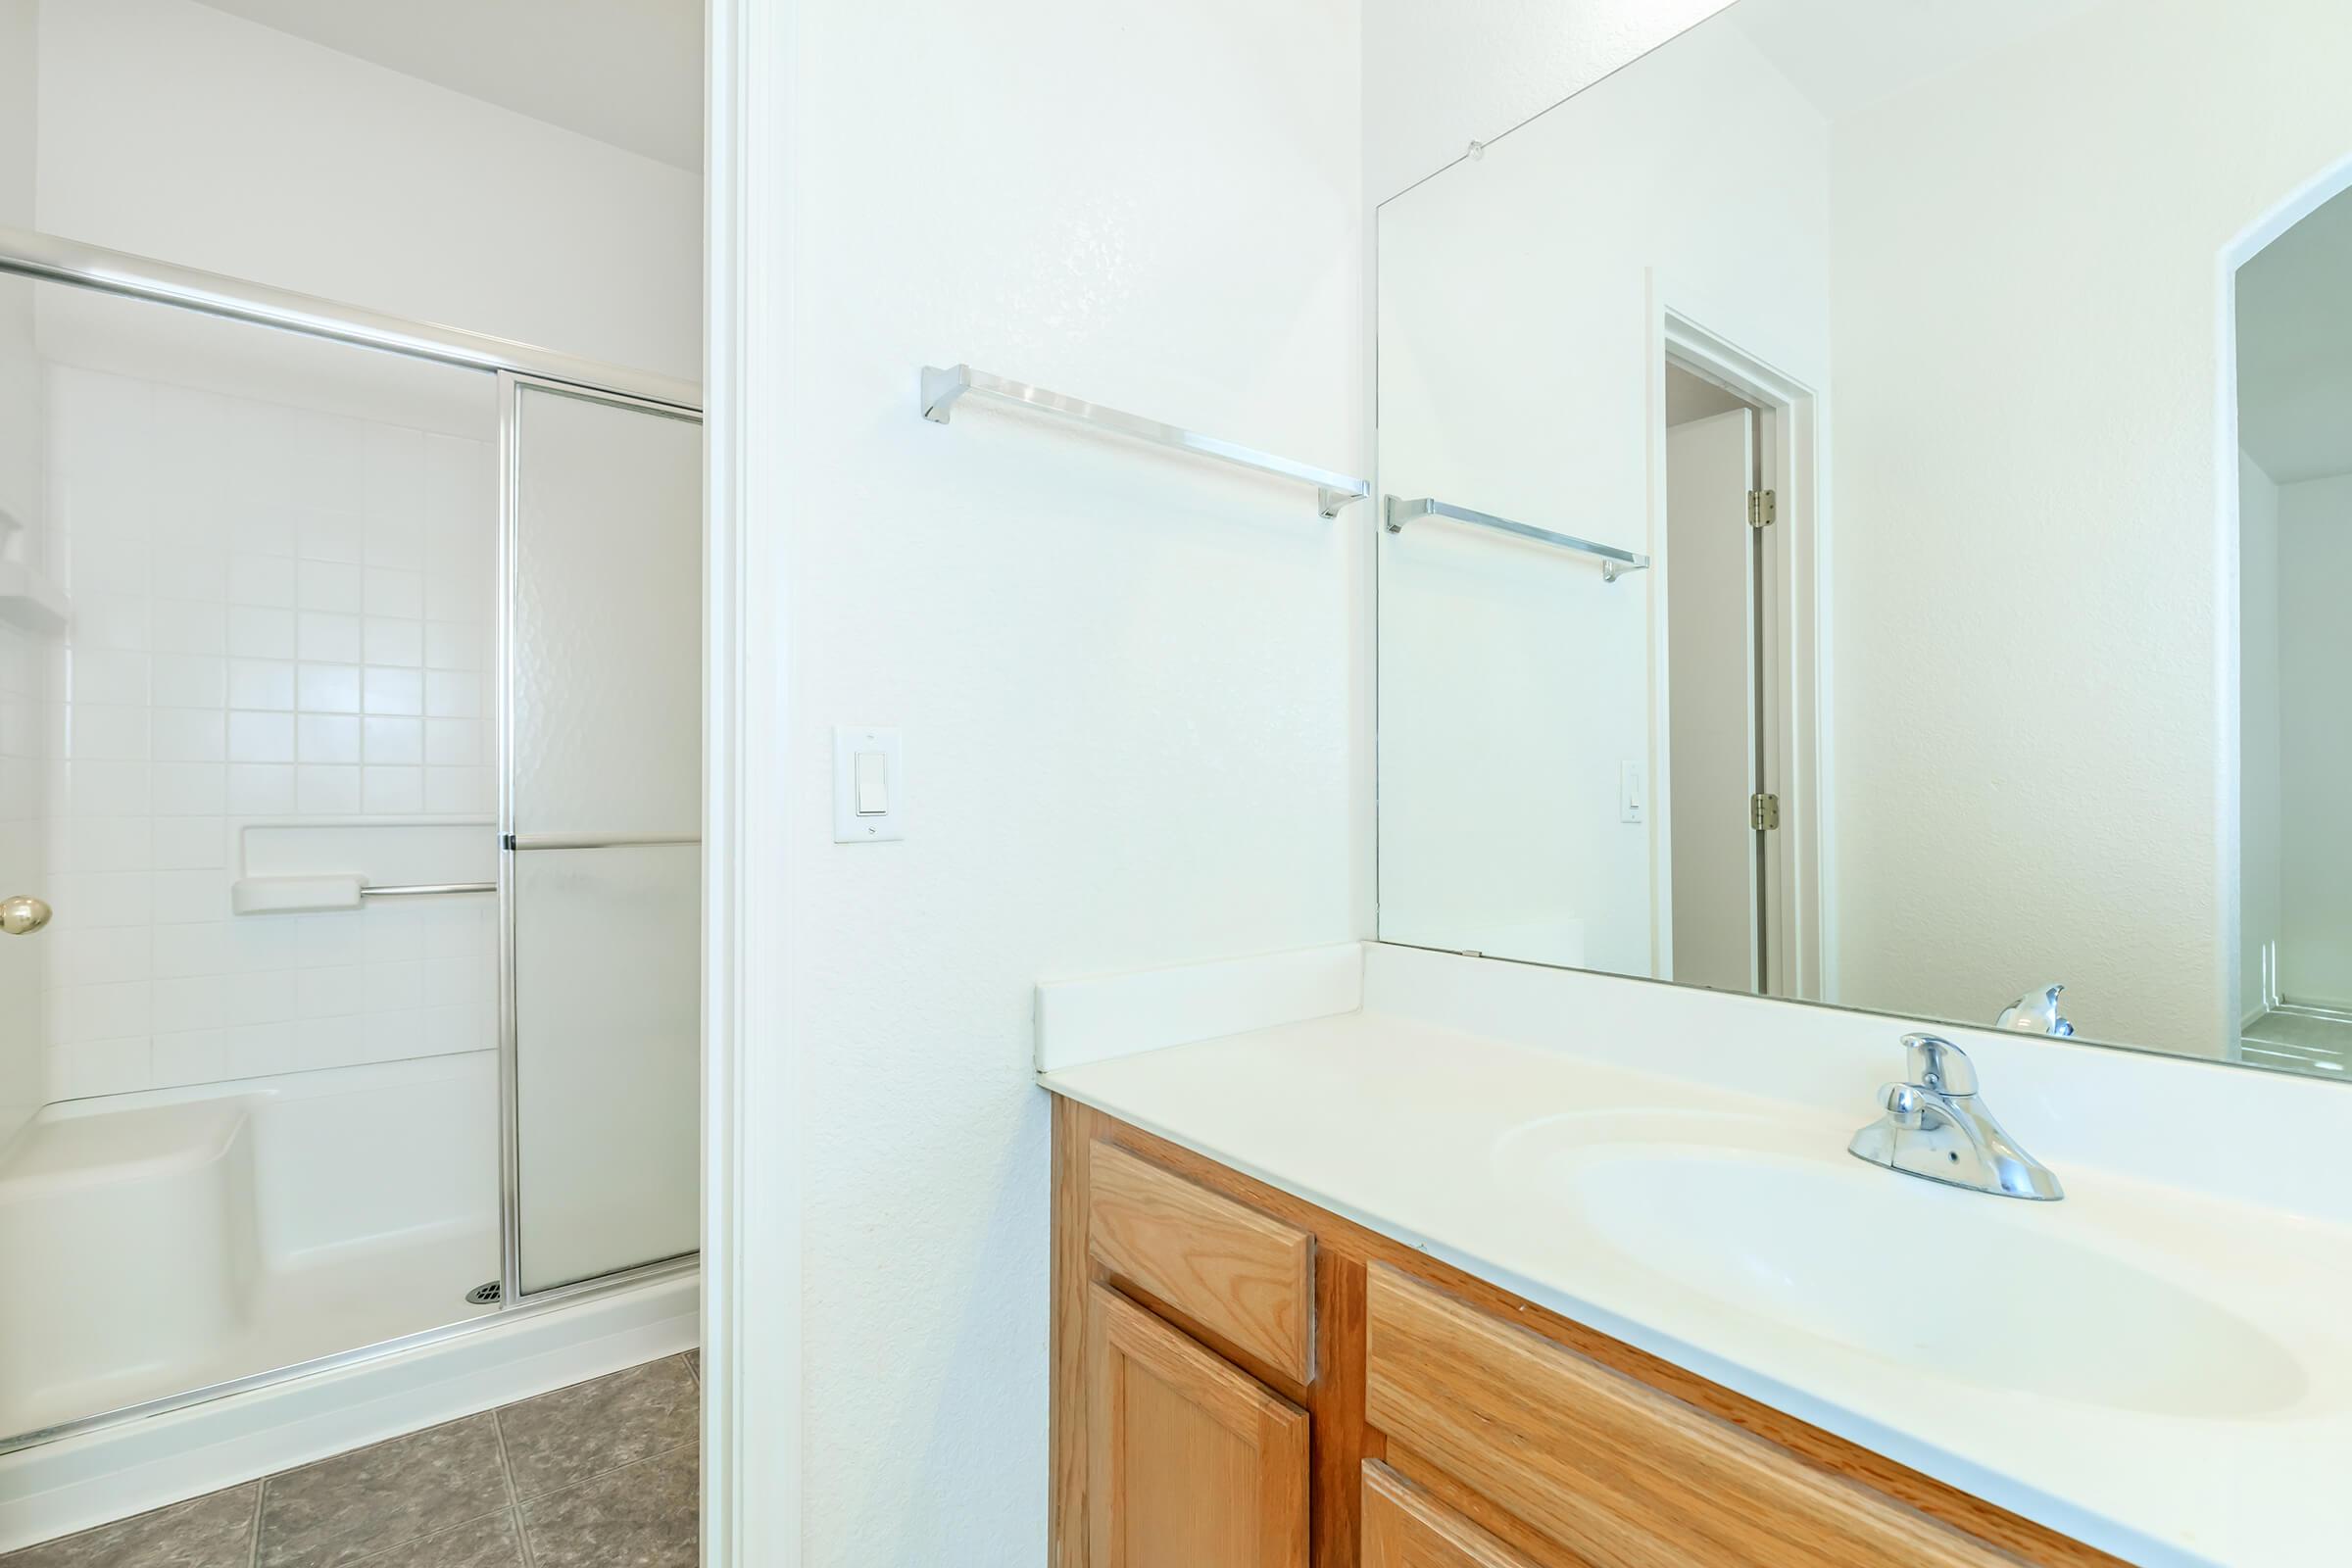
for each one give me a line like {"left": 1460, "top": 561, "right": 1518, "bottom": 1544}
{"left": 855, "top": 751, "right": 889, "bottom": 814}
{"left": 833, "top": 727, "right": 905, "bottom": 843}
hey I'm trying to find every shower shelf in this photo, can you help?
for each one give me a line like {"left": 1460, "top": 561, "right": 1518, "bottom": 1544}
{"left": 0, "top": 563, "right": 69, "bottom": 635}
{"left": 0, "top": 511, "right": 67, "bottom": 635}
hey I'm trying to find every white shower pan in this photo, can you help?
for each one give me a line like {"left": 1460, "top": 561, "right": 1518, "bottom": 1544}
{"left": 0, "top": 1053, "right": 501, "bottom": 1442}
{"left": 0, "top": 1052, "right": 698, "bottom": 1551}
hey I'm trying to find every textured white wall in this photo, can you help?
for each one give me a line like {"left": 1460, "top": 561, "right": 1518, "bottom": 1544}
{"left": 1825, "top": 0, "right": 2352, "bottom": 1055}
{"left": 33, "top": 0, "right": 701, "bottom": 381}
{"left": 764, "top": 0, "right": 1364, "bottom": 1560}
{"left": 2238, "top": 454, "right": 2280, "bottom": 1019}
{"left": 1375, "top": 18, "right": 1828, "bottom": 977}
{"left": 1361, "top": 0, "right": 1737, "bottom": 203}
{"left": 2277, "top": 473, "right": 2352, "bottom": 1010}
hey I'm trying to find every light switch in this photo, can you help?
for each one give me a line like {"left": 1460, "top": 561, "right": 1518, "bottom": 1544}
{"left": 1619, "top": 760, "right": 1646, "bottom": 824}
{"left": 854, "top": 751, "right": 890, "bottom": 814}
{"left": 833, "top": 727, "right": 905, "bottom": 842}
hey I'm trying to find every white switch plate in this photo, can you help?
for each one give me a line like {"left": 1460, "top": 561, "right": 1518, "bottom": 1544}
{"left": 833, "top": 727, "right": 905, "bottom": 842}
{"left": 1619, "top": 760, "right": 1646, "bottom": 824}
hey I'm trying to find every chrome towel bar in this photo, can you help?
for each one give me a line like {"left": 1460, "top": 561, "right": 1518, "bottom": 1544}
{"left": 919, "top": 364, "right": 1370, "bottom": 518}
{"left": 360, "top": 882, "right": 497, "bottom": 898}
{"left": 1383, "top": 495, "right": 1650, "bottom": 582}
{"left": 505, "top": 832, "right": 702, "bottom": 852}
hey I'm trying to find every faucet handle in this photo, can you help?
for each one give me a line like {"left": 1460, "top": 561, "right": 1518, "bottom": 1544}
{"left": 1879, "top": 1082, "right": 1927, "bottom": 1128}
{"left": 1901, "top": 1032, "right": 1978, "bottom": 1096}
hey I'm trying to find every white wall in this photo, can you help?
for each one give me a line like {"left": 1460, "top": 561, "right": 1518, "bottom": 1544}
{"left": 1361, "top": 0, "right": 1737, "bottom": 203}
{"left": 2277, "top": 472, "right": 2352, "bottom": 1010}
{"left": 746, "top": 0, "right": 1364, "bottom": 1557}
{"left": 1824, "top": 0, "right": 2352, "bottom": 1056}
{"left": 32, "top": 0, "right": 702, "bottom": 382}
{"left": 1375, "top": 17, "right": 1829, "bottom": 978}
{"left": 2239, "top": 453, "right": 2280, "bottom": 1019}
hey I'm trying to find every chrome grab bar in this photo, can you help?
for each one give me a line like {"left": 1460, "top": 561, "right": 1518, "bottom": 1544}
{"left": 1383, "top": 495, "right": 1651, "bottom": 582}
{"left": 360, "top": 882, "right": 497, "bottom": 898}
{"left": 919, "top": 364, "right": 1371, "bottom": 518}
{"left": 505, "top": 832, "right": 702, "bottom": 852}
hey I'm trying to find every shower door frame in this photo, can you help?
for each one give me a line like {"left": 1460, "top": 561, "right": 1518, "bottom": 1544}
{"left": 495, "top": 370, "right": 706, "bottom": 1306}
{"left": 0, "top": 225, "right": 704, "bottom": 1457}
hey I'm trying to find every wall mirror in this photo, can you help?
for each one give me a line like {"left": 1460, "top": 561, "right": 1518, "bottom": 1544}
{"left": 1374, "top": 0, "right": 2352, "bottom": 1080}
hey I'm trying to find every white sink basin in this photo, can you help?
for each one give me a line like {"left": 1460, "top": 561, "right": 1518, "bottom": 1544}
{"left": 1494, "top": 1110, "right": 2309, "bottom": 1419}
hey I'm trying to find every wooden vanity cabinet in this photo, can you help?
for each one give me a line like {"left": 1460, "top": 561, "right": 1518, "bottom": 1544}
{"left": 1051, "top": 1096, "right": 2125, "bottom": 1568}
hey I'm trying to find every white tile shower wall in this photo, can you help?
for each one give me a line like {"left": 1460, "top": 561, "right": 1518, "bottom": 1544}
{"left": 39, "top": 364, "right": 497, "bottom": 1101}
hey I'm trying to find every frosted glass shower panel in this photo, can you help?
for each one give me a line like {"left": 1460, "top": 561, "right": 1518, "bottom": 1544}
{"left": 508, "top": 381, "right": 702, "bottom": 1294}
{"left": 510, "top": 385, "right": 702, "bottom": 836}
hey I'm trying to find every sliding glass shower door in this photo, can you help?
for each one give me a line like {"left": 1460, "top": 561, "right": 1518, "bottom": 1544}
{"left": 503, "top": 377, "right": 702, "bottom": 1296}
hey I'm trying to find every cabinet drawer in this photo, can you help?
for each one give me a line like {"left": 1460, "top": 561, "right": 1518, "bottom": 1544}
{"left": 1362, "top": 1462, "right": 1543, "bottom": 1568}
{"left": 1087, "top": 1140, "right": 1315, "bottom": 1382}
{"left": 1363, "top": 1265, "right": 2015, "bottom": 1567}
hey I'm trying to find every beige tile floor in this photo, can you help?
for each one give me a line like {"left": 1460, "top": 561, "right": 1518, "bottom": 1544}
{"left": 2, "top": 1352, "right": 699, "bottom": 1568}
{"left": 2239, "top": 1007, "right": 2352, "bottom": 1079}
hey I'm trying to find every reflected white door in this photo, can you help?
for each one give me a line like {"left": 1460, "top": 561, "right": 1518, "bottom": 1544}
{"left": 506, "top": 378, "right": 702, "bottom": 1295}
{"left": 1665, "top": 408, "right": 1762, "bottom": 993}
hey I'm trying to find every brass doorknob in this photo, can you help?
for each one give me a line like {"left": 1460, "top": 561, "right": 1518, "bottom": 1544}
{"left": 1, "top": 896, "right": 51, "bottom": 935}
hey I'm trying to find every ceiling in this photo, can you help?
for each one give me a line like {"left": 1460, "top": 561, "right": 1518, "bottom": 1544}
{"left": 2239, "top": 185, "right": 2352, "bottom": 485}
{"left": 190, "top": 0, "right": 703, "bottom": 172}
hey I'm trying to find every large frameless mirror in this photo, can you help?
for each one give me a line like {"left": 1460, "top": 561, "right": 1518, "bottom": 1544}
{"left": 1375, "top": 0, "right": 2352, "bottom": 1081}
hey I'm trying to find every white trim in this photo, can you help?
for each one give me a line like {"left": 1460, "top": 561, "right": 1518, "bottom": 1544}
{"left": 702, "top": 0, "right": 800, "bottom": 1563}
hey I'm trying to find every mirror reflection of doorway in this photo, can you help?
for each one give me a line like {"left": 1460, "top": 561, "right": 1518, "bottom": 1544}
{"left": 2237, "top": 181, "right": 2352, "bottom": 1077}
{"left": 1663, "top": 363, "right": 1772, "bottom": 994}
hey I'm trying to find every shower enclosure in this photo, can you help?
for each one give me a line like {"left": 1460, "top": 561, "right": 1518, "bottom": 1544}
{"left": 0, "top": 226, "right": 701, "bottom": 1455}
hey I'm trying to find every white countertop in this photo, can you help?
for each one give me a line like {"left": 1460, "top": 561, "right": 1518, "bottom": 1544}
{"left": 1035, "top": 944, "right": 2352, "bottom": 1568}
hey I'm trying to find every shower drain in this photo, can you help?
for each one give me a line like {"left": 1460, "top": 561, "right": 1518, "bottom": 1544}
{"left": 466, "top": 1281, "right": 503, "bottom": 1305}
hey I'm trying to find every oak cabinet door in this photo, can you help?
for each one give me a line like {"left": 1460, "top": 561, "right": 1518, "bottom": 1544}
{"left": 1088, "top": 1284, "right": 1310, "bottom": 1568}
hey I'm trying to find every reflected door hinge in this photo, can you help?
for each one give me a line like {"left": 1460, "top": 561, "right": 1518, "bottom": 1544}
{"left": 1747, "top": 489, "right": 1777, "bottom": 528}
{"left": 1750, "top": 792, "right": 1781, "bottom": 831}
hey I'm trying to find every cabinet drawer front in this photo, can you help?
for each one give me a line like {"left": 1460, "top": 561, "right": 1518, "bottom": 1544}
{"left": 1087, "top": 1140, "right": 1315, "bottom": 1382}
{"left": 1363, "top": 1462, "right": 1545, "bottom": 1568}
{"left": 1363, "top": 1266, "right": 2014, "bottom": 1568}
{"left": 1089, "top": 1285, "right": 1310, "bottom": 1568}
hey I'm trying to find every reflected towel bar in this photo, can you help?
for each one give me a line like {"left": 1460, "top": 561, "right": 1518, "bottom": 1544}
{"left": 919, "top": 364, "right": 1370, "bottom": 518}
{"left": 1383, "top": 495, "right": 1650, "bottom": 582}
{"left": 360, "top": 882, "right": 497, "bottom": 898}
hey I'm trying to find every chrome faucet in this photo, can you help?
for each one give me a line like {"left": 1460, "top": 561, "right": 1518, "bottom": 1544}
{"left": 1995, "top": 982, "right": 2075, "bottom": 1036}
{"left": 1847, "top": 1034, "right": 2063, "bottom": 1200}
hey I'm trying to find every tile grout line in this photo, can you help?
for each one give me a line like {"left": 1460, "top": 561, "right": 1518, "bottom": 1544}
{"left": 506, "top": 1434, "right": 701, "bottom": 1505}
{"left": 248, "top": 1474, "right": 267, "bottom": 1568}
{"left": 488, "top": 1405, "right": 535, "bottom": 1568}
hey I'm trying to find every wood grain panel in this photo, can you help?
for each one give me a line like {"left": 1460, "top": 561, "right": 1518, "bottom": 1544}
{"left": 1088, "top": 1138, "right": 1316, "bottom": 1383}
{"left": 1364, "top": 1264, "right": 2026, "bottom": 1567}
{"left": 1051, "top": 1098, "right": 1093, "bottom": 1568}
{"left": 1088, "top": 1284, "right": 1310, "bottom": 1568}
{"left": 1363, "top": 1461, "right": 1546, "bottom": 1568}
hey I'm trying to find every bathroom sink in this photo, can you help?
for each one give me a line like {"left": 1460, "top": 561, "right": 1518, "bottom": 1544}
{"left": 1493, "top": 1111, "right": 2308, "bottom": 1419}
